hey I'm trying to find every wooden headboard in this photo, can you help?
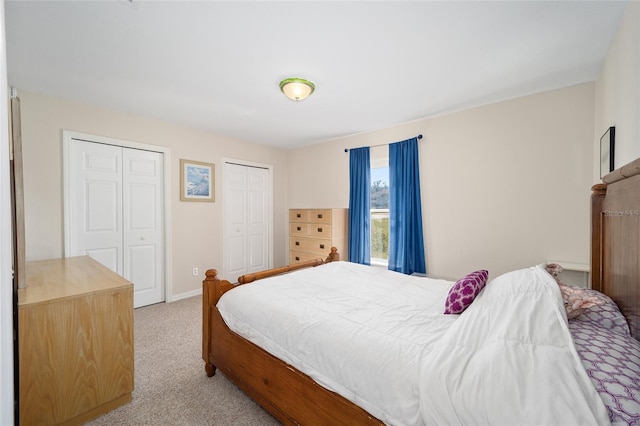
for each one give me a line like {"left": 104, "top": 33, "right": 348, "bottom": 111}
{"left": 591, "top": 156, "right": 640, "bottom": 340}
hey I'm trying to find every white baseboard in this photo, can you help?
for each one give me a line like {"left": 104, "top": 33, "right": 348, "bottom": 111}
{"left": 169, "top": 288, "right": 202, "bottom": 302}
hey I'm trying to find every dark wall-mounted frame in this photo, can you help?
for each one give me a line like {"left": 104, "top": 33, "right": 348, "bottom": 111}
{"left": 600, "top": 126, "right": 615, "bottom": 179}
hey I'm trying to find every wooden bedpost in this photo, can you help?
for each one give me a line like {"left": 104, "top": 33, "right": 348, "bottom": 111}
{"left": 591, "top": 183, "right": 606, "bottom": 292}
{"left": 202, "top": 269, "right": 217, "bottom": 377}
{"left": 326, "top": 246, "right": 340, "bottom": 262}
{"left": 203, "top": 269, "right": 235, "bottom": 377}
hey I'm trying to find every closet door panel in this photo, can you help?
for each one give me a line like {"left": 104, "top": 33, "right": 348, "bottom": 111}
{"left": 123, "top": 148, "right": 164, "bottom": 307}
{"left": 67, "top": 140, "right": 123, "bottom": 275}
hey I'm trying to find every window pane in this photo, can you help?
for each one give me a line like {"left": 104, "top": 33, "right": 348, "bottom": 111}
{"left": 371, "top": 167, "right": 389, "bottom": 261}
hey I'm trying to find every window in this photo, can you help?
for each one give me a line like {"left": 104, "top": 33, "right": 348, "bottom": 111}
{"left": 371, "top": 167, "right": 389, "bottom": 265}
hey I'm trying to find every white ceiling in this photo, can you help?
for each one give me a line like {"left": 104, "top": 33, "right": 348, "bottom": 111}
{"left": 5, "top": 1, "right": 628, "bottom": 149}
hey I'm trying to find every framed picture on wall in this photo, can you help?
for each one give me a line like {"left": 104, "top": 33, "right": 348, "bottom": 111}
{"left": 600, "top": 126, "right": 615, "bottom": 179}
{"left": 180, "top": 159, "right": 215, "bottom": 202}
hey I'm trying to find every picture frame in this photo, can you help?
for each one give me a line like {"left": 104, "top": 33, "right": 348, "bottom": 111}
{"left": 180, "top": 159, "right": 215, "bottom": 202}
{"left": 600, "top": 126, "right": 615, "bottom": 179}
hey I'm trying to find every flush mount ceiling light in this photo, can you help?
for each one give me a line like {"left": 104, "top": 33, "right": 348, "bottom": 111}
{"left": 279, "top": 78, "right": 315, "bottom": 101}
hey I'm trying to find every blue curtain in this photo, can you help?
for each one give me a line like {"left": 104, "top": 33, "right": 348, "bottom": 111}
{"left": 388, "top": 137, "right": 426, "bottom": 275}
{"left": 348, "top": 147, "right": 371, "bottom": 264}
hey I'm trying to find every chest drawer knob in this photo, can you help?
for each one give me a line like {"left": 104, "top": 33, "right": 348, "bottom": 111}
{"left": 317, "top": 214, "right": 323, "bottom": 219}
{"left": 297, "top": 226, "right": 302, "bottom": 231}
{"left": 296, "top": 213, "right": 301, "bottom": 218}
{"left": 320, "top": 244, "right": 325, "bottom": 249}
{"left": 317, "top": 227, "right": 323, "bottom": 232}
{"left": 295, "top": 256, "right": 300, "bottom": 261}
{"left": 295, "top": 241, "right": 300, "bottom": 246}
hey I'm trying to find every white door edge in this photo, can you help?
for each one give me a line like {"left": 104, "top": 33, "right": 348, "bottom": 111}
{"left": 62, "top": 130, "right": 174, "bottom": 303}
{"left": 221, "top": 157, "right": 274, "bottom": 281}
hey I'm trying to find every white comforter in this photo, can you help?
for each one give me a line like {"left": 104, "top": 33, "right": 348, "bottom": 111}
{"left": 217, "top": 261, "right": 610, "bottom": 425}
{"left": 218, "top": 261, "right": 456, "bottom": 424}
{"left": 418, "top": 264, "right": 610, "bottom": 425}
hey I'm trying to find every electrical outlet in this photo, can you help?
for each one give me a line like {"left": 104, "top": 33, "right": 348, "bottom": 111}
{"left": 192, "top": 267, "right": 198, "bottom": 276}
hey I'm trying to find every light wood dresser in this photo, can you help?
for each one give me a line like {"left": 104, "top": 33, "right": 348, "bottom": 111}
{"left": 18, "top": 256, "right": 134, "bottom": 426}
{"left": 289, "top": 208, "right": 348, "bottom": 264}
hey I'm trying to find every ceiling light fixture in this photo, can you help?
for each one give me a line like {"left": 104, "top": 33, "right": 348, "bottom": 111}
{"left": 279, "top": 78, "right": 315, "bottom": 101}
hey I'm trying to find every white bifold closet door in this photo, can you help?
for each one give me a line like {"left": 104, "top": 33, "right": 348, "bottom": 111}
{"left": 66, "top": 139, "right": 164, "bottom": 308}
{"left": 224, "top": 162, "right": 270, "bottom": 280}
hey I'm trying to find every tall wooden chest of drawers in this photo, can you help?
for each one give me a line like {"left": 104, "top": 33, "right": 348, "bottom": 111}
{"left": 18, "top": 256, "right": 134, "bottom": 426}
{"left": 289, "top": 208, "right": 348, "bottom": 264}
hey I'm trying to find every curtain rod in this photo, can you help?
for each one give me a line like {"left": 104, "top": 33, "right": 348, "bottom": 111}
{"left": 344, "top": 134, "right": 422, "bottom": 153}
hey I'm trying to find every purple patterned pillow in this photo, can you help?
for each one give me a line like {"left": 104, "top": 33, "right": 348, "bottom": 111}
{"left": 569, "top": 321, "right": 640, "bottom": 424}
{"left": 444, "top": 270, "right": 489, "bottom": 315}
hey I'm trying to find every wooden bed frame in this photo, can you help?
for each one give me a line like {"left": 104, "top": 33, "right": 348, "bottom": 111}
{"left": 203, "top": 158, "right": 640, "bottom": 425}
{"left": 202, "top": 247, "right": 383, "bottom": 425}
{"left": 591, "top": 156, "right": 640, "bottom": 339}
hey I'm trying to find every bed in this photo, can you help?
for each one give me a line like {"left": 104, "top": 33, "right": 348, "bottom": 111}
{"left": 202, "top": 159, "right": 640, "bottom": 425}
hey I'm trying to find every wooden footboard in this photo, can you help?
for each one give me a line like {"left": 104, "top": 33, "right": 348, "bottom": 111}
{"left": 202, "top": 248, "right": 384, "bottom": 425}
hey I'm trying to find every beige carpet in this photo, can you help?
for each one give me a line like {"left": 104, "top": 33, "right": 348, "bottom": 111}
{"left": 86, "top": 296, "right": 280, "bottom": 426}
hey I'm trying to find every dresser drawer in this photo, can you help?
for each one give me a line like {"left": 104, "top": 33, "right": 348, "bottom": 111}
{"left": 308, "top": 209, "right": 332, "bottom": 224}
{"left": 290, "top": 223, "right": 309, "bottom": 236}
{"left": 290, "top": 209, "right": 310, "bottom": 223}
{"left": 290, "top": 251, "right": 325, "bottom": 264}
{"left": 309, "top": 223, "right": 332, "bottom": 238}
{"left": 290, "top": 237, "right": 330, "bottom": 255}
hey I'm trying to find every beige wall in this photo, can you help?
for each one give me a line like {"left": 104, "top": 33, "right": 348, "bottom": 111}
{"left": 18, "top": 91, "right": 288, "bottom": 298}
{"left": 595, "top": 2, "right": 640, "bottom": 180}
{"left": 19, "top": 81, "right": 601, "bottom": 290}
{"left": 288, "top": 83, "right": 595, "bottom": 281}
